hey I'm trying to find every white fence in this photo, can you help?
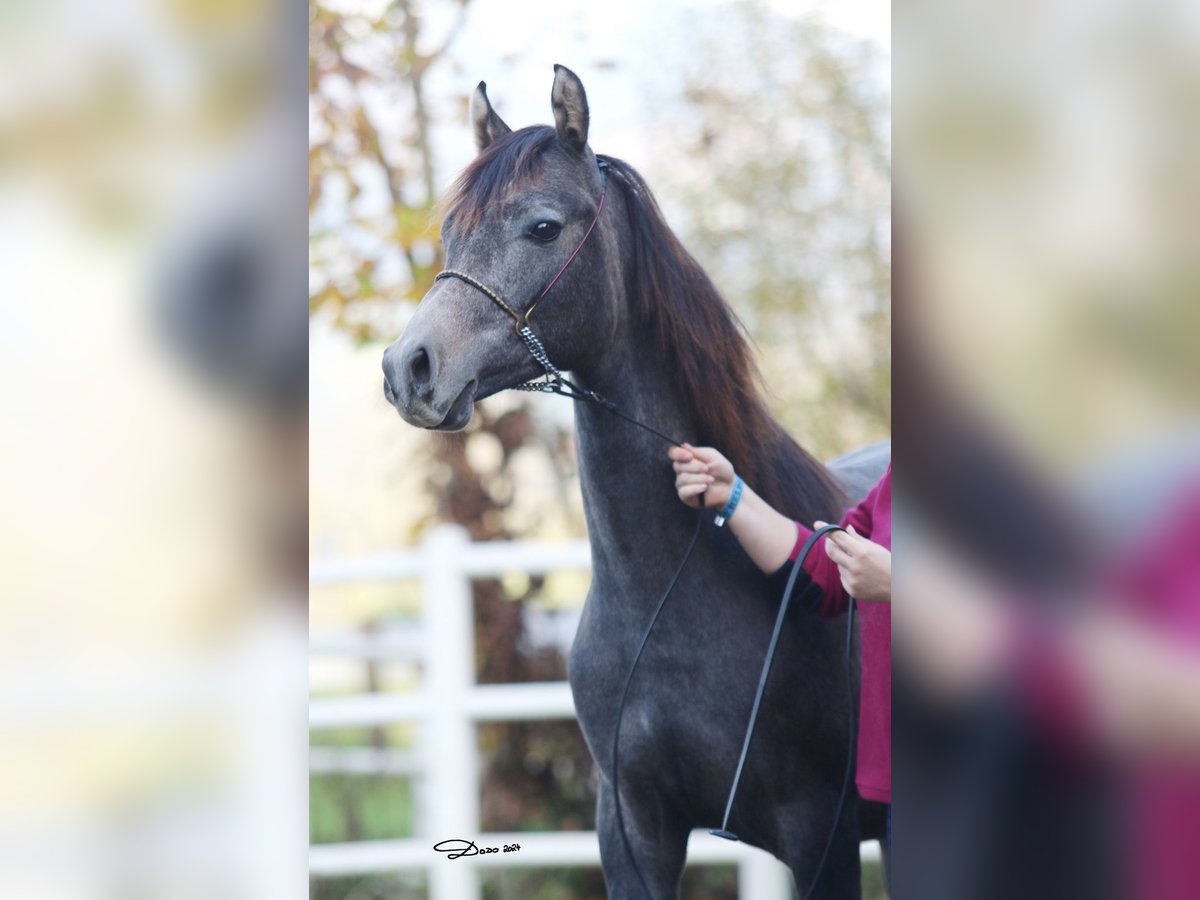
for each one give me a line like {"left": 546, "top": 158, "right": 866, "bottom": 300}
{"left": 310, "top": 524, "right": 875, "bottom": 898}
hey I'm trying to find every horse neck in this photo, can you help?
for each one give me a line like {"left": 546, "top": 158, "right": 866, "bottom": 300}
{"left": 570, "top": 295, "right": 701, "bottom": 572}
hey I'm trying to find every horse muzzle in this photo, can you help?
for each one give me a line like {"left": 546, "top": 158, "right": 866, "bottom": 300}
{"left": 382, "top": 339, "right": 477, "bottom": 431}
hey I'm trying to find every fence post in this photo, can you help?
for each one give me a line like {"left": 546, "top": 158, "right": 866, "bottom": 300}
{"left": 739, "top": 851, "right": 794, "bottom": 899}
{"left": 423, "top": 525, "right": 480, "bottom": 900}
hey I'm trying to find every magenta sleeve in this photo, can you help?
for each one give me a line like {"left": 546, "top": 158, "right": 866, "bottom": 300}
{"left": 788, "top": 487, "right": 877, "bottom": 618}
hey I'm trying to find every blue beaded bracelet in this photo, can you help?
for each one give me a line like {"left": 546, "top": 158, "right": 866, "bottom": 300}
{"left": 714, "top": 475, "right": 744, "bottom": 527}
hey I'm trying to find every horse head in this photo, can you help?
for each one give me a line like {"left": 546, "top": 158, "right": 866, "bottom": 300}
{"left": 383, "top": 65, "right": 620, "bottom": 429}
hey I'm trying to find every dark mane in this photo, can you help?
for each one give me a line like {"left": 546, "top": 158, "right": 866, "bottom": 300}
{"left": 597, "top": 154, "right": 847, "bottom": 521}
{"left": 439, "top": 126, "right": 846, "bottom": 521}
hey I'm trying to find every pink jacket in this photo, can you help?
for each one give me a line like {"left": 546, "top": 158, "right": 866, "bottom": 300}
{"left": 789, "top": 463, "right": 892, "bottom": 804}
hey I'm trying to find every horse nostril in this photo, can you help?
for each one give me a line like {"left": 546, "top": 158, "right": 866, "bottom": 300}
{"left": 409, "top": 347, "right": 432, "bottom": 391}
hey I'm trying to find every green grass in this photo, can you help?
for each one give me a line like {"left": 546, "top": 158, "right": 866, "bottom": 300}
{"left": 309, "top": 723, "right": 417, "bottom": 748}
{"left": 310, "top": 772, "right": 416, "bottom": 844}
{"left": 862, "top": 855, "right": 888, "bottom": 898}
{"left": 310, "top": 872, "right": 426, "bottom": 900}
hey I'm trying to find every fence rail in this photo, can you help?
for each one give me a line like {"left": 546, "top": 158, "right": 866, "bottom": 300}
{"left": 310, "top": 525, "right": 875, "bottom": 899}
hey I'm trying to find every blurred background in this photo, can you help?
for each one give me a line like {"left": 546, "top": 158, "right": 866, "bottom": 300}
{"left": 308, "top": 0, "right": 889, "bottom": 898}
{"left": 0, "top": 0, "right": 307, "bottom": 898}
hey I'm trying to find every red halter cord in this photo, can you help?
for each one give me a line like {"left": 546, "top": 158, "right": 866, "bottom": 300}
{"left": 522, "top": 176, "right": 607, "bottom": 325}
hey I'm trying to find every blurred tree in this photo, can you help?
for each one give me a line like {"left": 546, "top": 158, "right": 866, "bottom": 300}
{"left": 643, "top": 1, "right": 890, "bottom": 458}
{"left": 310, "top": 0, "right": 470, "bottom": 340}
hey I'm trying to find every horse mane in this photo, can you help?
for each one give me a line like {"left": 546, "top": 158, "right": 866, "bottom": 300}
{"left": 440, "top": 125, "right": 847, "bottom": 522}
{"left": 596, "top": 154, "right": 847, "bottom": 521}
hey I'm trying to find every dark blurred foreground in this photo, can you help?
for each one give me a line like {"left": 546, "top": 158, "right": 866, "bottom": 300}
{"left": 894, "top": 1, "right": 1199, "bottom": 898}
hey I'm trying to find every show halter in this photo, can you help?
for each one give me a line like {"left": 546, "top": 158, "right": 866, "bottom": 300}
{"left": 432, "top": 156, "right": 856, "bottom": 900}
{"left": 435, "top": 161, "right": 686, "bottom": 449}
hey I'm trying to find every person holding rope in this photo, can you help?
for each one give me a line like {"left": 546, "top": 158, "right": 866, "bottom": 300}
{"left": 668, "top": 444, "right": 892, "bottom": 853}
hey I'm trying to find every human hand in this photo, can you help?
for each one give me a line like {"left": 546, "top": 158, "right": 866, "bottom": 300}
{"left": 815, "top": 521, "right": 892, "bottom": 602}
{"left": 668, "top": 443, "right": 735, "bottom": 510}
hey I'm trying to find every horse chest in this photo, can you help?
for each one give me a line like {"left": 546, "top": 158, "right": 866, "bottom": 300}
{"left": 568, "top": 569, "right": 762, "bottom": 776}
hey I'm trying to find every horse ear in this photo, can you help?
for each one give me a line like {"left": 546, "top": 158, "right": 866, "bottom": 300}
{"left": 470, "top": 81, "right": 512, "bottom": 153}
{"left": 550, "top": 64, "right": 589, "bottom": 154}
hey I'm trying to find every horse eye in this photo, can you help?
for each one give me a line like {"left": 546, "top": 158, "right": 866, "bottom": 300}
{"left": 528, "top": 221, "right": 562, "bottom": 243}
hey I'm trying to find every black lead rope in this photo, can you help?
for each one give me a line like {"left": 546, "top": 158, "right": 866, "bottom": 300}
{"left": 524, "top": 373, "right": 687, "bottom": 448}
{"left": 710, "top": 525, "right": 857, "bottom": 900}
{"left": 710, "top": 524, "right": 849, "bottom": 839}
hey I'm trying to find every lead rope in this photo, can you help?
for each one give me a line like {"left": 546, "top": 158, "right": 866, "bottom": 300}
{"left": 711, "top": 525, "right": 846, "bottom": 840}
{"left": 710, "top": 525, "right": 857, "bottom": 900}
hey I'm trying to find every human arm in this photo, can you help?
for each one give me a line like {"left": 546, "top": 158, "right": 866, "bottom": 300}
{"left": 667, "top": 443, "right": 797, "bottom": 574}
{"left": 669, "top": 445, "right": 892, "bottom": 608}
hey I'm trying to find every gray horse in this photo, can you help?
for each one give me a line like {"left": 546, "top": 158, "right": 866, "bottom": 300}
{"left": 384, "top": 65, "right": 888, "bottom": 899}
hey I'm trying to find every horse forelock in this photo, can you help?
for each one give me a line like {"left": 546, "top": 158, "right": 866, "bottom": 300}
{"left": 440, "top": 126, "right": 559, "bottom": 234}
{"left": 598, "top": 155, "right": 848, "bottom": 522}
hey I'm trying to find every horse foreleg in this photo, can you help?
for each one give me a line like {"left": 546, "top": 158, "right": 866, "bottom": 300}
{"left": 595, "top": 775, "right": 688, "bottom": 900}
{"left": 778, "top": 794, "right": 863, "bottom": 900}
